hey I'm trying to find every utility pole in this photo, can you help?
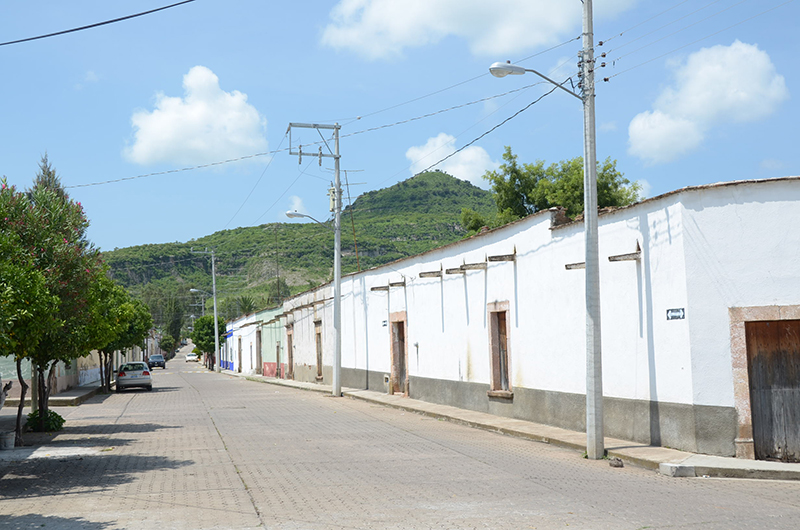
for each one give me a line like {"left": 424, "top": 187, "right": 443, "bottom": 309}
{"left": 287, "top": 122, "right": 342, "bottom": 397}
{"left": 191, "top": 248, "right": 221, "bottom": 373}
{"left": 581, "top": 0, "right": 604, "bottom": 460}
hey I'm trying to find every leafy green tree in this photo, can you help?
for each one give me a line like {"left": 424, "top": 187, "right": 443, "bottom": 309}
{"left": 159, "top": 335, "right": 176, "bottom": 356}
{"left": 88, "top": 275, "right": 153, "bottom": 392}
{"left": 191, "top": 314, "right": 225, "bottom": 367}
{"left": 0, "top": 181, "right": 61, "bottom": 428}
{"left": 266, "top": 277, "right": 290, "bottom": 306}
{"left": 22, "top": 159, "right": 104, "bottom": 434}
{"left": 482, "top": 147, "right": 641, "bottom": 221}
{"left": 236, "top": 295, "right": 258, "bottom": 315}
{"left": 141, "top": 281, "right": 186, "bottom": 348}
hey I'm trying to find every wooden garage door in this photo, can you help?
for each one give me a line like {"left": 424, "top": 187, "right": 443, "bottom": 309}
{"left": 745, "top": 320, "right": 800, "bottom": 462}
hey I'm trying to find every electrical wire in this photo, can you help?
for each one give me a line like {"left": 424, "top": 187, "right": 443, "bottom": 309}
{"left": 604, "top": 0, "right": 795, "bottom": 81}
{"left": 607, "top": 0, "right": 752, "bottom": 64}
{"left": 599, "top": 0, "right": 694, "bottom": 45}
{"left": 222, "top": 134, "right": 287, "bottom": 230}
{"left": 65, "top": 148, "right": 288, "bottom": 189}
{"left": 341, "top": 81, "right": 546, "bottom": 139}
{"left": 0, "top": 1, "right": 196, "bottom": 47}
{"left": 600, "top": 0, "right": 726, "bottom": 55}
{"left": 324, "top": 35, "right": 580, "bottom": 124}
{"left": 65, "top": 84, "right": 552, "bottom": 189}
{"left": 251, "top": 159, "right": 316, "bottom": 225}
{"left": 417, "top": 85, "right": 560, "bottom": 175}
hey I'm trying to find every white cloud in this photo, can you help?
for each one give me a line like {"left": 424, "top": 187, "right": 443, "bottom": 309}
{"left": 123, "top": 66, "right": 268, "bottom": 166}
{"left": 288, "top": 196, "right": 309, "bottom": 215}
{"left": 628, "top": 41, "right": 788, "bottom": 165}
{"left": 405, "top": 133, "right": 498, "bottom": 187}
{"left": 636, "top": 179, "right": 652, "bottom": 199}
{"left": 760, "top": 158, "right": 786, "bottom": 171}
{"left": 75, "top": 70, "right": 101, "bottom": 90}
{"left": 599, "top": 121, "right": 618, "bottom": 132}
{"left": 628, "top": 110, "right": 704, "bottom": 165}
{"left": 321, "top": 0, "right": 635, "bottom": 60}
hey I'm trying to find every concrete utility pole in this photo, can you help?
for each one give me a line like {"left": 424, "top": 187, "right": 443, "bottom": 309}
{"left": 490, "top": 0, "right": 604, "bottom": 459}
{"left": 190, "top": 249, "right": 221, "bottom": 373}
{"left": 581, "top": 0, "right": 604, "bottom": 461}
{"left": 287, "top": 122, "right": 342, "bottom": 397}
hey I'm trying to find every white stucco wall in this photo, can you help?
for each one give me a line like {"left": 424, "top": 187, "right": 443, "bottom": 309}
{"left": 682, "top": 179, "right": 800, "bottom": 407}
{"left": 282, "top": 177, "right": 800, "bottom": 414}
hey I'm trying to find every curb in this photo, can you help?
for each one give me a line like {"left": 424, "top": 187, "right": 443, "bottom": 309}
{"left": 231, "top": 372, "right": 800, "bottom": 481}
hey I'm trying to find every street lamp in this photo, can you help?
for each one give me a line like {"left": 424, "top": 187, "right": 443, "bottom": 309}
{"left": 190, "top": 287, "right": 220, "bottom": 373}
{"left": 489, "top": 0, "right": 604, "bottom": 459}
{"left": 285, "top": 208, "right": 342, "bottom": 398}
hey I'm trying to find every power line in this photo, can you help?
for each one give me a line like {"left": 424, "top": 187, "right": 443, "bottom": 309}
{"left": 251, "top": 159, "right": 316, "bottom": 225}
{"left": 222, "top": 134, "right": 287, "bottom": 230}
{"left": 604, "top": 0, "right": 795, "bottom": 81}
{"left": 325, "top": 35, "right": 580, "bottom": 124}
{"left": 65, "top": 148, "right": 288, "bottom": 189}
{"left": 607, "top": 0, "right": 752, "bottom": 64}
{"left": 600, "top": 0, "right": 725, "bottom": 55}
{"left": 598, "top": 0, "right": 693, "bottom": 45}
{"left": 419, "top": 85, "right": 560, "bottom": 175}
{"left": 0, "top": 0, "right": 196, "bottom": 48}
{"left": 341, "top": 81, "right": 547, "bottom": 139}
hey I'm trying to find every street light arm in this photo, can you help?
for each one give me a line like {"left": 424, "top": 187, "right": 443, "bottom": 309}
{"left": 285, "top": 210, "right": 335, "bottom": 232}
{"left": 489, "top": 62, "right": 581, "bottom": 101}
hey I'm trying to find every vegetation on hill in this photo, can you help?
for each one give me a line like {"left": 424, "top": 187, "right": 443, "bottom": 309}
{"left": 103, "top": 171, "right": 495, "bottom": 324}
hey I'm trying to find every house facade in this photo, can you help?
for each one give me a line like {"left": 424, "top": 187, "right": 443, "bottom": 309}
{"left": 277, "top": 177, "right": 800, "bottom": 461}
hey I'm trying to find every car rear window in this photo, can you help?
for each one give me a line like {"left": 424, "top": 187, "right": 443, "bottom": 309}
{"left": 121, "top": 363, "right": 147, "bottom": 371}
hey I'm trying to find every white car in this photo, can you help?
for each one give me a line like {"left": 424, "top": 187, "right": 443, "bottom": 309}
{"left": 186, "top": 353, "right": 199, "bottom": 362}
{"left": 116, "top": 362, "right": 153, "bottom": 392}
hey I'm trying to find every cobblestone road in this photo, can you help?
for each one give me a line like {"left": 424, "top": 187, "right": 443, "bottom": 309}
{"left": 1, "top": 362, "right": 799, "bottom": 529}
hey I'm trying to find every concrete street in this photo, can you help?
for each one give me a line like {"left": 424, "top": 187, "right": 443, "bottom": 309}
{"left": 1, "top": 355, "right": 799, "bottom": 529}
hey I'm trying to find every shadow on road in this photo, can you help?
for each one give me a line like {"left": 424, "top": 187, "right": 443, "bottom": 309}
{"left": 0, "top": 514, "right": 113, "bottom": 529}
{"left": 0, "top": 452, "right": 192, "bottom": 500}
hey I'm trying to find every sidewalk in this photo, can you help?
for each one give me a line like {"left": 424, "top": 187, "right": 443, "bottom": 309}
{"left": 227, "top": 370, "right": 800, "bottom": 481}
{"left": 3, "top": 381, "right": 104, "bottom": 408}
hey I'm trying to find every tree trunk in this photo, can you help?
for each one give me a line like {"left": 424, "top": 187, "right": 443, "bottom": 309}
{"left": 99, "top": 351, "right": 107, "bottom": 393}
{"left": 15, "top": 358, "right": 28, "bottom": 447}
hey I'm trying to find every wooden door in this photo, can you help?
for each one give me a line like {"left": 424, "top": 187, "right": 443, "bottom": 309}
{"left": 286, "top": 328, "right": 294, "bottom": 380}
{"left": 391, "top": 321, "right": 406, "bottom": 395}
{"left": 255, "top": 330, "right": 262, "bottom": 375}
{"left": 237, "top": 337, "right": 242, "bottom": 373}
{"left": 745, "top": 320, "right": 800, "bottom": 462}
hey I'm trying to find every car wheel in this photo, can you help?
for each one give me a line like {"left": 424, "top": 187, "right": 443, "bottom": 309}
{"left": 147, "top": 385, "right": 153, "bottom": 391}
{"left": 116, "top": 386, "right": 121, "bottom": 393}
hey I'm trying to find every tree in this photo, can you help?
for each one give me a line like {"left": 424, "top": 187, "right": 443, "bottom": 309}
{"left": 141, "top": 282, "right": 186, "bottom": 350}
{"left": 466, "top": 147, "right": 641, "bottom": 230}
{"left": 159, "top": 335, "right": 176, "bottom": 355}
{"left": 0, "top": 181, "right": 61, "bottom": 429}
{"left": 88, "top": 275, "right": 153, "bottom": 393}
{"left": 265, "top": 277, "right": 290, "bottom": 306}
{"left": 19, "top": 158, "right": 103, "bottom": 436}
{"left": 191, "top": 314, "right": 225, "bottom": 368}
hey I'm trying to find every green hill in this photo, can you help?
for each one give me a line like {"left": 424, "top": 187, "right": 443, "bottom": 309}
{"left": 104, "top": 171, "right": 494, "bottom": 321}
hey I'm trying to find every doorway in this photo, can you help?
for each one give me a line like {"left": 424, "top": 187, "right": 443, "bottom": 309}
{"left": 255, "top": 330, "right": 262, "bottom": 375}
{"left": 237, "top": 337, "right": 242, "bottom": 373}
{"left": 391, "top": 319, "right": 407, "bottom": 395}
{"left": 315, "top": 320, "right": 323, "bottom": 381}
{"left": 286, "top": 326, "right": 294, "bottom": 380}
{"left": 745, "top": 320, "right": 800, "bottom": 462}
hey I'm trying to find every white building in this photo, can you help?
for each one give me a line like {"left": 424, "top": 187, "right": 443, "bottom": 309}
{"left": 281, "top": 177, "right": 800, "bottom": 461}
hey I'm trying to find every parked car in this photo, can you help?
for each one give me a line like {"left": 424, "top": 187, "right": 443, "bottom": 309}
{"left": 116, "top": 362, "right": 152, "bottom": 392}
{"left": 148, "top": 354, "right": 166, "bottom": 369}
{"left": 185, "top": 353, "right": 199, "bottom": 362}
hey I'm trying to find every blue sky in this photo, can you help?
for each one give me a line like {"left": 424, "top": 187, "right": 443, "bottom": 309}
{"left": 1, "top": 0, "right": 797, "bottom": 251}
